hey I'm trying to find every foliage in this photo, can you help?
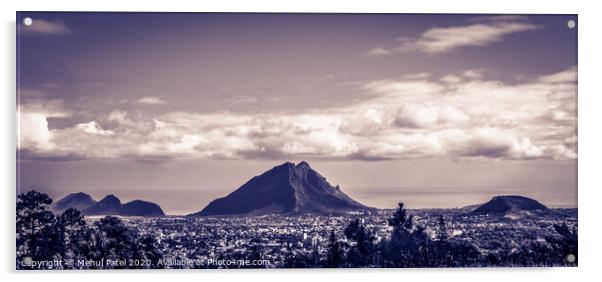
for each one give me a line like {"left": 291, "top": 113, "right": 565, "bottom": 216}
{"left": 16, "top": 191, "right": 163, "bottom": 270}
{"left": 325, "top": 230, "right": 344, "bottom": 268}
{"left": 16, "top": 191, "right": 577, "bottom": 269}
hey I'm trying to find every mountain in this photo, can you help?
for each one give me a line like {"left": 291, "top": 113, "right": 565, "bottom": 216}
{"left": 466, "top": 195, "right": 561, "bottom": 219}
{"left": 52, "top": 193, "right": 166, "bottom": 217}
{"left": 83, "top": 194, "right": 122, "bottom": 215}
{"left": 192, "top": 161, "right": 371, "bottom": 216}
{"left": 120, "top": 200, "right": 165, "bottom": 217}
{"left": 52, "top": 192, "right": 97, "bottom": 213}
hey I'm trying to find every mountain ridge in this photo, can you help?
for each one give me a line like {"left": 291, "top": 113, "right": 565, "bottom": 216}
{"left": 52, "top": 192, "right": 165, "bottom": 217}
{"left": 52, "top": 192, "right": 97, "bottom": 213}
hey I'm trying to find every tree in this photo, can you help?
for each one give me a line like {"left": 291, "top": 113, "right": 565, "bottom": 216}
{"left": 16, "top": 190, "right": 62, "bottom": 269}
{"left": 325, "top": 230, "right": 344, "bottom": 268}
{"left": 57, "top": 208, "right": 89, "bottom": 269}
{"left": 388, "top": 203, "right": 414, "bottom": 230}
{"left": 436, "top": 216, "right": 448, "bottom": 241}
{"left": 135, "top": 234, "right": 164, "bottom": 269}
{"left": 91, "top": 216, "right": 140, "bottom": 269}
{"left": 380, "top": 202, "right": 432, "bottom": 267}
{"left": 545, "top": 223, "right": 578, "bottom": 265}
{"left": 446, "top": 239, "right": 480, "bottom": 267}
{"left": 432, "top": 215, "right": 452, "bottom": 266}
{"left": 344, "top": 218, "right": 376, "bottom": 267}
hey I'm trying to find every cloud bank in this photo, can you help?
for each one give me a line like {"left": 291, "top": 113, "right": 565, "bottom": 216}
{"left": 18, "top": 67, "right": 576, "bottom": 162}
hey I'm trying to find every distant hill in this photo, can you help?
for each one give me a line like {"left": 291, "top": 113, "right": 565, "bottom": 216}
{"left": 84, "top": 195, "right": 122, "bottom": 215}
{"left": 53, "top": 193, "right": 165, "bottom": 217}
{"left": 191, "top": 161, "right": 371, "bottom": 216}
{"left": 120, "top": 200, "right": 165, "bottom": 217}
{"left": 52, "top": 192, "right": 97, "bottom": 213}
{"left": 466, "top": 195, "right": 562, "bottom": 219}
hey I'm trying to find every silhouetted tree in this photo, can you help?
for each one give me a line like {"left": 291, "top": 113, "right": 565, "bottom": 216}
{"left": 431, "top": 215, "right": 451, "bottom": 266}
{"left": 380, "top": 202, "right": 431, "bottom": 267}
{"left": 388, "top": 203, "right": 414, "bottom": 230}
{"left": 57, "top": 208, "right": 89, "bottom": 268}
{"left": 325, "top": 230, "right": 344, "bottom": 267}
{"left": 16, "top": 190, "right": 62, "bottom": 269}
{"left": 91, "top": 216, "right": 140, "bottom": 269}
{"left": 344, "top": 218, "right": 376, "bottom": 267}
{"left": 436, "top": 216, "right": 448, "bottom": 241}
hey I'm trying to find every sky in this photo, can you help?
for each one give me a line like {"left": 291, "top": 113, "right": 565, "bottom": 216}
{"left": 16, "top": 13, "right": 577, "bottom": 214}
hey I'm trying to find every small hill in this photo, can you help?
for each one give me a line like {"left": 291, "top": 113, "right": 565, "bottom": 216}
{"left": 466, "top": 195, "right": 561, "bottom": 219}
{"left": 52, "top": 193, "right": 166, "bottom": 217}
{"left": 83, "top": 195, "right": 122, "bottom": 215}
{"left": 192, "top": 161, "right": 371, "bottom": 216}
{"left": 52, "top": 192, "right": 97, "bottom": 213}
{"left": 120, "top": 200, "right": 165, "bottom": 217}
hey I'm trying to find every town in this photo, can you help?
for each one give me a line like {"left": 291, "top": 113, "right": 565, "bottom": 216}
{"left": 103, "top": 208, "right": 577, "bottom": 268}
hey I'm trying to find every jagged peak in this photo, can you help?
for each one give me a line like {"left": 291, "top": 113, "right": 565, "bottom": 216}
{"left": 273, "top": 161, "right": 295, "bottom": 169}
{"left": 99, "top": 194, "right": 121, "bottom": 203}
{"left": 273, "top": 161, "right": 312, "bottom": 170}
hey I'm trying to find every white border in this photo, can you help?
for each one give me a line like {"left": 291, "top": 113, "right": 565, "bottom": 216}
{"left": 2, "top": 1, "right": 601, "bottom": 281}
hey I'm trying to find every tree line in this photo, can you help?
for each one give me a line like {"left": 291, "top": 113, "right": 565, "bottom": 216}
{"left": 286, "top": 203, "right": 577, "bottom": 268}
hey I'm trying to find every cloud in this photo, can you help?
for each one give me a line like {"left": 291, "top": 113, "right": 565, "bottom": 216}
{"left": 369, "top": 17, "right": 541, "bottom": 55}
{"left": 17, "top": 100, "right": 70, "bottom": 152}
{"left": 18, "top": 111, "right": 53, "bottom": 151}
{"left": 20, "top": 19, "right": 71, "bottom": 36}
{"left": 537, "top": 66, "right": 577, "bottom": 83}
{"left": 17, "top": 67, "right": 576, "bottom": 162}
{"left": 137, "top": 96, "right": 167, "bottom": 105}
{"left": 455, "top": 128, "right": 544, "bottom": 159}
{"left": 393, "top": 103, "right": 469, "bottom": 128}
{"left": 75, "top": 121, "right": 114, "bottom": 136}
{"left": 226, "top": 95, "right": 259, "bottom": 104}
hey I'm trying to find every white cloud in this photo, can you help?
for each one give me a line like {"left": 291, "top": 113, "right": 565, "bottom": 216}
{"left": 20, "top": 18, "right": 71, "bottom": 36}
{"left": 137, "top": 96, "right": 167, "bottom": 105}
{"left": 537, "top": 66, "right": 577, "bottom": 83}
{"left": 75, "top": 121, "right": 114, "bottom": 136}
{"left": 369, "top": 18, "right": 541, "bottom": 55}
{"left": 17, "top": 100, "right": 70, "bottom": 153}
{"left": 18, "top": 111, "right": 53, "bottom": 151}
{"left": 17, "top": 67, "right": 576, "bottom": 161}
{"left": 392, "top": 103, "right": 469, "bottom": 128}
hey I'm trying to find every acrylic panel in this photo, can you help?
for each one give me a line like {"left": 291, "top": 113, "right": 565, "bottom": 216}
{"left": 16, "top": 12, "right": 577, "bottom": 269}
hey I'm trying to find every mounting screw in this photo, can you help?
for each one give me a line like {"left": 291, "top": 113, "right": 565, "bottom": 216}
{"left": 23, "top": 17, "right": 33, "bottom": 26}
{"left": 22, "top": 256, "right": 32, "bottom": 265}
{"left": 565, "top": 253, "right": 576, "bottom": 263}
{"left": 567, "top": 20, "right": 576, "bottom": 29}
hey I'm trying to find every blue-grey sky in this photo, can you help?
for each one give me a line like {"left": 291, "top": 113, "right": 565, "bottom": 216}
{"left": 17, "top": 13, "right": 577, "bottom": 214}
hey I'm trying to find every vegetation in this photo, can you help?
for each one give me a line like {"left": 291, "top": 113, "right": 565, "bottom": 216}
{"left": 17, "top": 191, "right": 577, "bottom": 269}
{"left": 17, "top": 190, "right": 163, "bottom": 269}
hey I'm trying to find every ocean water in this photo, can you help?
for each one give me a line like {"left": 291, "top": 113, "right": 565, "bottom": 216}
{"left": 349, "top": 187, "right": 577, "bottom": 210}
{"left": 34, "top": 186, "right": 577, "bottom": 216}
